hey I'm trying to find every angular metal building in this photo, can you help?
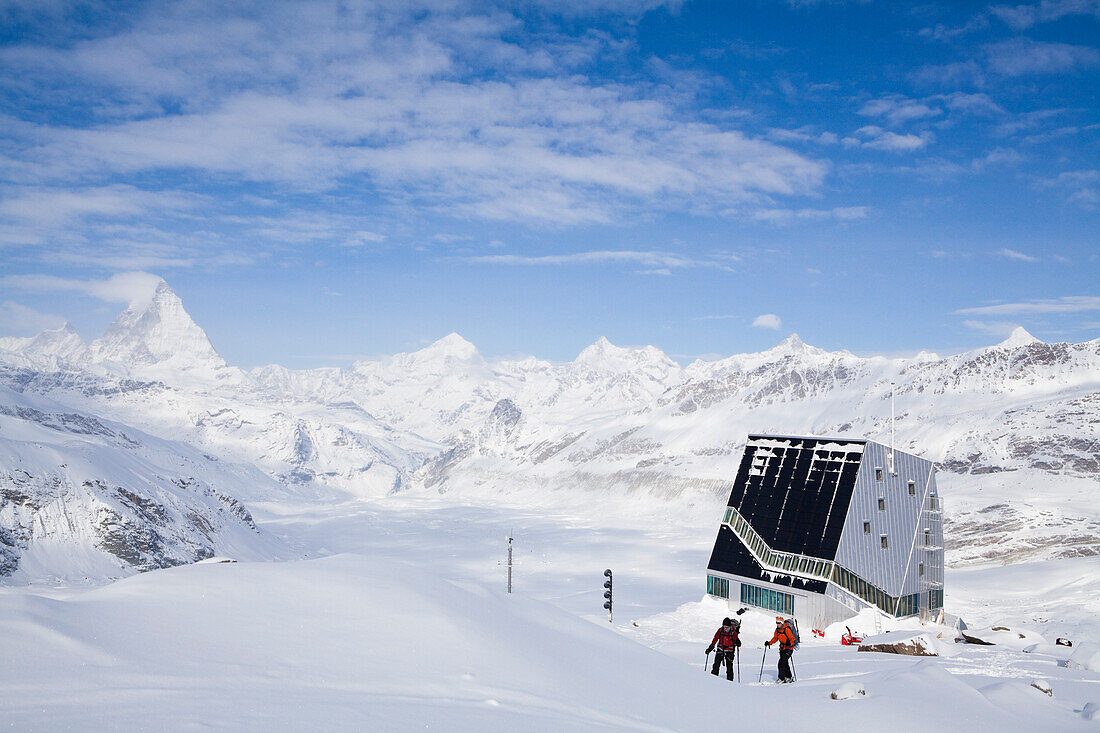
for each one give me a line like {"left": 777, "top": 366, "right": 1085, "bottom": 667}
{"left": 706, "top": 435, "right": 944, "bottom": 630}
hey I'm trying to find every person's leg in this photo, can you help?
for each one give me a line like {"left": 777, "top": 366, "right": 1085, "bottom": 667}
{"left": 778, "top": 649, "right": 792, "bottom": 682}
{"left": 725, "top": 654, "right": 734, "bottom": 681}
{"left": 711, "top": 652, "right": 722, "bottom": 676}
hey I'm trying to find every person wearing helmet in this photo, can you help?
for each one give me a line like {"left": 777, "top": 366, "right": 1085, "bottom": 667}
{"left": 705, "top": 617, "right": 741, "bottom": 680}
{"left": 765, "top": 616, "right": 796, "bottom": 683}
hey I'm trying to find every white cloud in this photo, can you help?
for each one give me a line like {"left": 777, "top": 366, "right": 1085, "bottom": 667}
{"left": 0, "top": 301, "right": 66, "bottom": 336}
{"left": 752, "top": 313, "right": 782, "bottom": 330}
{"left": 339, "top": 231, "right": 387, "bottom": 247}
{"left": 955, "top": 296, "right": 1100, "bottom": 316}
{"left": 858, "top": 96, "right": 941, "bottom": 126}
{"left": 0, "top": 4, "right": 826, "bottom": 228}
{"left": 995, "top": 248, "right": 1039, "bottom": 262}
{"left": 849, "top": 126, "right": 930, "bottom": 152}
{"left": 751, "top": 206, "right": 868, "bottom": 224}
{"left": 985, "top": 39, "right": 1100, "bottom": 76}
{"left": 466, "top": 250, "right": 737, "bottom": 271}
{"left": 1, "top": 271, "right": 165, "bottom": 306}
{"left": 961, "top": 319, "right": 1022, "bottom": 337}
{"left": 990, "top": 1, "right": 1100, "bottom": 29}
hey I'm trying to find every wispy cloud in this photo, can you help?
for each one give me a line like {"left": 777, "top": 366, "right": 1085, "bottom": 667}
{"left": 0, "top": 4, "right": 825, "bottom": 231}
{"left": 990, "top": 1, "right": 1100, "bottom": 30}
{"left": 846, "top": 126, "right": 931, "bottom": 152}
{"left": 751, "top": 206, "right": 868, "bottom": 223}
{"left": 961, "top": 319, "right": 1023, "bottom": 337}
{"left": 858, "top": 95, "right": 941, "bottom": 126}
{"left": 752, "top": 313, "right": 782, "bottom": 330}
{"left": 1, "top": 271, "right": 165, "bottom": 306}
{"left": 0, "top": 301, "right": 66, "bottom": 336}
{"left": 465, "top": 250, "right": 737, "bottom": 271}
{"left": 1036, "top": 169, "right": 1100, "bottom": 209}
{"left": 995, "top": 248, "right": 1039, "bottom": 262}
{"left": 955, "top": 296, "right": 1100, "bottom": 316}
{"left": 985, "top": 39, "right": 1100, "bottom": 76}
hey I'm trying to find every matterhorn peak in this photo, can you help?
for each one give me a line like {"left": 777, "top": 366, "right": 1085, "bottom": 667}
{"left": 87, "top": 279, "right": 226, "bottom": 374}
{"left": 996, "top": 326, "right": 1042, "bottom": 349}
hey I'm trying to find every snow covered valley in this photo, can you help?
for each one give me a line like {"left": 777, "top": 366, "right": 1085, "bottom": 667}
{"left": 1, "top": 280, "right": 1098, "bottom": 730}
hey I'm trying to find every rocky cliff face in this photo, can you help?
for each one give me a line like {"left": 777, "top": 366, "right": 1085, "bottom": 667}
{"left": 0, "top": 385, "right": 284, "bottom": 583}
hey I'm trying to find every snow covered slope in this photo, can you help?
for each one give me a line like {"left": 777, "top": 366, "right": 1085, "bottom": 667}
{"left": 0, "top": 384, "right": 285, "bottom": 583}
{"left": 1, "top": 553, "right": 1094, "bottom": 731}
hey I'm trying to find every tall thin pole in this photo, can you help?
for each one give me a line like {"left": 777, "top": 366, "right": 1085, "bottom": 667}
{"left": 889, "top": 381, "right": 896, "bottom": 475}
{"left": 507, "top": 533, "right": 513, "bottom": 594}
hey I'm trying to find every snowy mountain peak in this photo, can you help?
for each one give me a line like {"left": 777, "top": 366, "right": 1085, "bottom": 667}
{"left": 997, "top": 327, "right": 1042, "bottom": 349}
{"left": 0, "top": 322, "right": 87, "bottom": 370}
{"left": 764, "top": 333, "right": 824, "bottom": 358}
{"left": 573, "top": 337, "right": 679, "bottom": 376}
{"left": 87, "top": 280, "right": 226, "bottom": 373}
{"left": 422, "top": 333, "right": 479, "bottom": 360}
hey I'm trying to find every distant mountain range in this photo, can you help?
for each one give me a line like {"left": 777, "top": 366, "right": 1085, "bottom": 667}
{"left": 1, "top": 280, "right": 1097, "bottom": 582}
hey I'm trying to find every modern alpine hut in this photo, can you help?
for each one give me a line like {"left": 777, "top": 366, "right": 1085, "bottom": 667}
{"left": 706, "top": 434, "right": 944, "bottom": 630}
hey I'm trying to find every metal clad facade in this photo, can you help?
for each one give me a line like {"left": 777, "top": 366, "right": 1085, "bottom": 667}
{"left": 833, "top": 440, "right": 934, "bottom": 598}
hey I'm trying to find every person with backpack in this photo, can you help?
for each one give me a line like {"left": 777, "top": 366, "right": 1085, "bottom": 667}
{"left": 705, "top": 617, "right": 741, "bottom": 680}
{"left": 764, "top": 616, "right": 797, "bottom": 683}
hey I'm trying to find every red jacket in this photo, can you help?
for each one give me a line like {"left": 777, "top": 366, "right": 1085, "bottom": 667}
{"left": 710, "top": 627, "right": 739, "bottom": 651}
{"left": 768, "top": 624, "right": 796, "bottom": 651}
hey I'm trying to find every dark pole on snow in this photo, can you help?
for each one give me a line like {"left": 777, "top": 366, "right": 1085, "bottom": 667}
{"left": 506, "top": 534, "right": 513, "bottom": 594}
{"left": 603, "top": 569, "right": 613, "bottom": 623}
{"left": 759, "top": 646, "right": 767, "bottom": 683}
{"left": 704, "top": 651, "right": 710, "bottom": 670}
{"left": 736, "top": 647, "right": 740, "bottom": 683}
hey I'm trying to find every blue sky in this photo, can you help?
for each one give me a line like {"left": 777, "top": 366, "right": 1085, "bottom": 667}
{"left": 1, "top": 0, "right": 1097, "bottom": 367}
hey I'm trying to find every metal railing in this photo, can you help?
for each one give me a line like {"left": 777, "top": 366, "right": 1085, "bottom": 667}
{"left": 722, "top": 506, "right": 835, "bottom": 583}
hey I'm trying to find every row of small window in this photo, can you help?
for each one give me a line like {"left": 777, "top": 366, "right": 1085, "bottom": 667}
{"left": 707, "top": 575, "right": 731, "bottom": 599}
{"left": 860, "top": 523, "right": 890, "bottom": 548}
{"left": 872, "top": 471, "right": 940, "bottom": 507}
{"left": 832, "top": 566, "right": 943, "bottom": 616}
{"left": 741, "top": 582, "right": 795, "bottom": 616}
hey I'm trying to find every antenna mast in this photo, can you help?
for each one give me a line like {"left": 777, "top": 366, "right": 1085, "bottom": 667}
{"left": 888, "top": 382, "right": 896, "bottom": 475}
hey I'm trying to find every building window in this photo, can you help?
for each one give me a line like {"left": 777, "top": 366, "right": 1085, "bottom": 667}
{"left": 929, "top": 589, "right": 943, "bottom": 610}
{"left": 875, "top": 467, "right": 883, "bottom": 481}
{"left": 896, "top": 593, "right": 920, "bottom": 617}
{"left": 880, "top": 535, "right": 888, "bottom": 549}
{"left": 707, "top": 575, "right": 730, "bottom": 599}
{"left": 919, "top": 563, "right": 924, "bottom": 576}
{"left": 723, "top": 508, "right": 733, "bottom": 524}
{"left": 740, "top": 582, "right": 794, "bottom": 615}
{"left": 878, "top": 498, "right": 885, "bottom": 511}
{"left": 863, "top": 521, "right": 871, "bottom": 534}
{"left": 924, "top": 529, "right": 931, "bottom": 546}
{"left": 908, "top": 481, "right": 916, "bottom": 495}
{"left": 930, "top": 496, "right": 938, "bottom": 510}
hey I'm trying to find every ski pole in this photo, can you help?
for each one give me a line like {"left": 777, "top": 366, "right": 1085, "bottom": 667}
{"left": 759, "top": 646, "right": 767, "bottom": 683}
{"left": 704, "top": 651, "right": 710, "bottom": 671}
{"left": 790, "top": 656, "right": 796, "bottom": 682}
{"left": 736, "top": 646, "right": 741, "bottom": 683}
